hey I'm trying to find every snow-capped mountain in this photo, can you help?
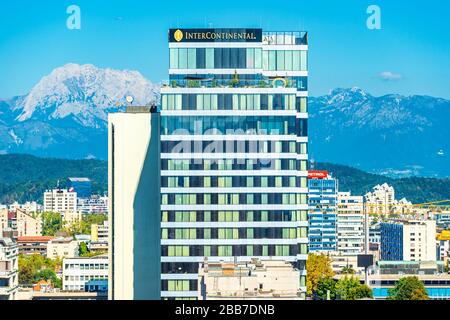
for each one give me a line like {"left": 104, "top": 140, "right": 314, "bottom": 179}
{"left": 309, "top": 87, "right": 450, "bottom": 177}
{"left": 0, "top": 63, "right": 159, "bottom": 159}
{"left": 0, "top": 65, "right": 449, "bottom": 177}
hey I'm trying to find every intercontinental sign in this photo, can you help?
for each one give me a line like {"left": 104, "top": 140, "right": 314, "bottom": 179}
{"left": 169, "top": 28, "right": 262, "bottom": 43}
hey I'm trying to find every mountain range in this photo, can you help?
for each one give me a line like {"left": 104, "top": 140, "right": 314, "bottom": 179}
{"left": 0, "top": 64, "right": 159, "bottom": 159}
{"left": 0, "top": 63, "right": 449, "bottom": 177}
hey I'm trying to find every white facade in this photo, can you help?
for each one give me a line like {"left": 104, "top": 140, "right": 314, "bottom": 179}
{"left": 0, "top": 238, "right": 18, "bottom": 300}
{"left": 43, "top": 189, "right": 77, "bottom": 213}
{"left": 108, "top": 109, "right": 161, "bottom": 300}
{"left": 198, "top": 259, "right": 301, "bottom": 300}
{"left": 47, "top": 237, "right": 79, "bottom": 259}
{"left": 337, "top": 192, "right": 365, "bottom": 255}
{"left": 63, "top": 255, "right": 108, "bottom": 291}
{"left": 402, "top": 220, "right": 437, "bottom": 262}
{"left": 365, "top": 183, "right": 396, "bottom": 215}
{"left": 365, "top": 183, "right": 413, "bottom": 215}
{"left": 437, "top": 240, "right": 450, "bottom": 261}
{"left": 77, "top": 196, "right": 108, "bottom": 214}
{"left": 9, "top": 201, "right": 41, "bottom": 214}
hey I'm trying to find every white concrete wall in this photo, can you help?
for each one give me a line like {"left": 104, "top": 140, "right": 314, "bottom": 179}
{"left": 108, "top": 112, "right": 160, "bottom": 300}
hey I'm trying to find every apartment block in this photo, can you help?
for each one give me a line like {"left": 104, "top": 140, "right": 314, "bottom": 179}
{"left": 381, "top": 220, "right": 436, "bottom": 262}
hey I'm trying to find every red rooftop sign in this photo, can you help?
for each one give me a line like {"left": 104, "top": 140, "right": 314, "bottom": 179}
{"left": 308, "top": 170, "right": 328, "bottom": 179}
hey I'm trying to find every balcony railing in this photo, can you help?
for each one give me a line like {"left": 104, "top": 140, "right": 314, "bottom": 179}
{"left": 162, "top": 78, "right": 301, "bottom": 89}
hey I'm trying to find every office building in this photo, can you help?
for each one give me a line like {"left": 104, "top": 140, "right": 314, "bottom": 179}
{"left": 337, "top": 192, "right": 365, "bottom": 255}
{"left": 46, "top": 237, "right": 79, "bottom": 259}
{"left": 68, "top": 178, "right": 92, "bottom": 199}
{"left": 108, "top": 106, "right": 161, "bottom": 300}
{"left": 161, "top": 28, "right": 309, "bottom": 299}
{"left": 308, "top": 171, "right": 338, "bottom": 252}
{"left": 0, "top": 238, "right": 19, "bottom": 300}
{"left": 43, "top": 189, "right": 77, "bottom": 213}
{"left": 198, "top": 259, "right": 301, "bottom": 300}
{"left": 63, "top": 255, "right": 108, "bottom": 292}
{"left": 381, "top": 220, "right": 436, "bottom": 262}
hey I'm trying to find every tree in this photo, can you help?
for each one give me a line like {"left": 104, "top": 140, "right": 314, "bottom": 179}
{"left": 336, "top": 276, "right": 373, "bottom": 300}
{"left": 388, "top": 276, "right": 429, "bottom": 300}
{"left": 34, "top": 268, "right": 62, "bottom": 289}
{"left": 341, "top": 266, "right": 355, "bottom": 275}
{"left": 41, "top": 212, "right": 63, "bottom": 236}
{"left": 306, "top": 253, "right": 335, "bottom": 296}
{"left": 18, "top": 254, "right": 62, "bottom": 286}
{"left": 79, "top": 242, "right": 89, "bottom": 256}
{"left": 315, "top": 276, "right": 337, "bottom": 300}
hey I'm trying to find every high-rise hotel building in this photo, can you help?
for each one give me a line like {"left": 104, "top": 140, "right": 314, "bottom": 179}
{"left": 161, "top": 28, "right": 309, "bottom": 300}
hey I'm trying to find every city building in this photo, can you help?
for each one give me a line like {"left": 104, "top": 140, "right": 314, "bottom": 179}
{"left": 367, "top": 261, "right": 450, "bottom": 299}
{"left": 308, "top": 171, "right": 338, "bottom": 252}
{"left": 108, "top": 106, "right": 161, "bottom": 300}
{"left": 46, "top": 237, "right": 79, "bottom": 259}
{"left": 365, "top": 183, "right": 395, "bottom": 215}
{"left": 198, "top": 259, "right": 301, "bottom": 300}
{"left": 62, "top": 210, "right": 82, "bottom": 227}
{"left": 0, "top": 209, "right": 7, "bottom": 236}
{"left": 161, "top": 28, "right": 309, "bottom": 300}
{"left": 436, "top": 230, "right": 450, "bottom": 262}
{"left": 77, "top": 195, "right": 108, "bottom": 214}
{"left": 329, "top": 253, "right": 363, "bottom": 274}
{"left": 0, "top": 237, "right": 19, "bottom": 300}
{"left": 15, "top": 209, "right": 42, "bottom": 237}
{"left": 434, "top": 212, "right": 450, "bottom": 228}
{"left": 17, "top": 236, "right": 54, "bottom": 256}
{"left": 369, "top": 221, "right": 381, "bottom": 245}
{"left": 380, "top": 220, "right": 436, "bottom": 262}
{"left": 337, "top": 192, "right": 366, "bottom": 255}
{"left": 63, "top": 255, "right": 108, "bottom": 292}
{"left": 9, "top": 201, "right": 41, "bottom": 214}
{"left": 91, "top": 221, "right": 108, "bottom": 243}
{"left": 68, "top": 178, "right": 92, "bottom": 199}
{"left": 43, "top": 189, "right": 77, "bottom": 213}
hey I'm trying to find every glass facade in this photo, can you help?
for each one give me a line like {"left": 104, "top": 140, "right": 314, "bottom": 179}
{"left": 308, "top": 176, "right": 338, "bottom": 252}
{"left": 161, "top": 28, "right": 308, "bottom": 300}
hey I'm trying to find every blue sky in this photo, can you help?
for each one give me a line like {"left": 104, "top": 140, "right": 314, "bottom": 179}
{"left": 0, "top": 0, "right": 449, "bottom": 99}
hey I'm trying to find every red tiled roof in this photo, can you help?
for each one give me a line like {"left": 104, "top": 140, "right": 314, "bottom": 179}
{"left": 17, "top": 236, "right": 54, "bottom": 242}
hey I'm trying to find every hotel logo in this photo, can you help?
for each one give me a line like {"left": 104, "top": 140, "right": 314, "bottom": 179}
{"left": 169, "top": 28, "right": 262, "bottom": 43}
{"left": 174, "top": 29, "right": 183, "bottom": 42}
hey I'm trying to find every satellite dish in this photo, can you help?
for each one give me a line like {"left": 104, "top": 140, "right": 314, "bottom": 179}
{"left": 126, "top": 96, "right": 134, "bottom": 104}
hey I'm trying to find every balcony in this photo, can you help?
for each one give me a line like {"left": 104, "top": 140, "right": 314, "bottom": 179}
{"left": 0, "top": 269, "right": 18, "bottom": 278}
{"left": 162, "top": 78, "right": 302, "bottom": 89}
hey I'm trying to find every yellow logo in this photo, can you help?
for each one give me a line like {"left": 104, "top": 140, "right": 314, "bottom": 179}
{"left": 174, "top": 29, "right": 183, "bottom": 42}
